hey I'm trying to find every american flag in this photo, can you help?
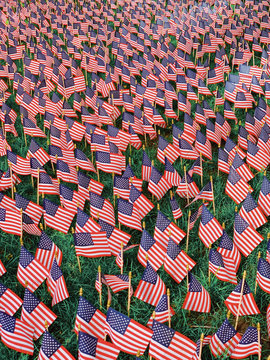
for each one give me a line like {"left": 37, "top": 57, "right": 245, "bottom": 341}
{"left": 129, "top": 184, "right": 154, "bottom": 219}
{"left": 224, "top": 279, "right": 260, "bottom": 316}
{"left": 35, "top": 231, "right": 62, "bottom": 271}
{"left": 149, "top": 320, "right": 196, "bottom": 360}
{"left": 217, "top": 230, "right": 241, "bottom": 274}
{"left": 59, "top": 184, "right": 85, "bottom": 213}
{"left": 46, "top": 259, "right": 69, "bottom": 306}
{"left": 0, "top": 311, "right": 34, "bottom": 355}
{"left": 258, "top": 175, "right": 270, "bottom": 217}
{"left": 118, "top": 198, "right": 142, "bottom": 231}
{"left": 56, "top": 159, "right": 78, "bottom": 184}
{"left": 17, "top": 246, "right": 48, "bottom": 292}
{"left": 26, "top": 139, "right": 50, "bottom": 166}
{"left": 113, "top": 176, "right": 130, "bottom": 200}
{"left": 170, "top": 195, "right": 183, "bottom": 220}
{"left": 230, "top": 326, "right": 261, "bottom": 359}
{"left": 154, "top": 210, "right": 186, "bottom": 249}
{"left": 21, "top": 288, "right": 57, "bottom": 340}
{"left": 74, "top": 232, "right": 111, "bottom": 258}
{"left": 148, "top": 165, "right": 171, "bottom": 200}
{"left": 182, "top": 272, "right": 211, "bottom": 313}
{"left": 99, "top": 219, "right": 131, "bottom": 256}
{"left": 137, "top": 229, "right": 166, "bottom": 271}
{"left": 209, "top": 319, "right": 241, "bottom": 358}
{"left": 199, "top": 205, "right": 223, "bottom": 248}
{"left": 74, "top": 148, "right": 96, "bottom": 172}
{"left": 0, "top": 207, "right": 22, "bottom": 236}
{"left": 147, "top": 293, "right": 175, "bottom": 328}
{"left": 234, "top": 213, "right": 264, "bottom": 257}
{"left": 38, "top": 330, "right": 75, "bottom": 360}
{"left": 164, "top": 239, "right": 196, "bottom": 284}
{"left": 104, "top": 274, "right": 132, "bottom": 295}
{"left": 256, "top": 258, "right": 270, "bottom": 294}
{"left": 15, "top": 193, "right": 43, "bottom": 224}
{"left": 43, "top": 198, "right": 75, "bottom": 234}
{"left": 134, "top": 261, "right": 166, "bottom": 306}
{"left": 267, "top": 304, "right": 270, "bottom": 340}
{"left": 105, "top": 307, "right": 153, "bottom": 355}
{"left": 90, "top": 192, "right": 115, "bottom": 226}
{"left": 225, "top": 167, "right": 250, "bottom": 205}
{"left": 231, "top": 153, "right": 254, "bottom": 183}
{"left": 95, "top": 151, "right": 123, "bottom": 175}
{"left": 246, "top": 141, "right": 269, "bottom": 171}
{"left": 0, "top": 283, "right": 22, "bottom": 316}
{"left": 195, "top": 130, "right": 212, "bottom": 160}
{"left": 157, "top": 135, "right": 180, "bottom": 164}
{"left": 74, "top": 295, "right": 106, "bottom": 338}
{"left": 38, "top": 172, "right": 59, "bottom": 195}
{"left": 176, "top": 173, "right": 200, "bottom": 199}
{"left": 209, "top": 249, "right": 237, "bottom": 285}
{"left": 0, "top": 259, "right": 6, "bottom": 276}
{"left": 78, "top": 331, "right": 120, "bottom": 360}
{"left": 239, "top": 192, "right": 266, "bottom": 229}
{"left": 164, "top": 158, "right": 182, "bottom": 186}
{"left": 189, "top": 181, "right": 213, "bottom": 205}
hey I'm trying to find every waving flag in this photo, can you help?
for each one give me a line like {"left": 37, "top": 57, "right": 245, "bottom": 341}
{"left": 134, "top": 262, "right": 166, "bottom": 306}
{"left": 225, "top": 167, "right": 251, "bottom": 205}
{"left": 46, "top": 259, "right": 69, "bottom": 306}
{"left": 230, "top": 326, "right": 261, "bottom": 359}
{"left": 35, "top": 231, "right": 62, "bottom": 271}
{"left": 0, "top": 311, "right": 34, "bottom": 355}
{"left": 209, "top": 249, "right": 237, "bottom": 285}
{"left": 256, "top": 258, "right": 270, "bottom": 293}
{"left": 209, "top": 319, "right": 241, "bottom": 358}
{"left": 99, "top": 219, "right": 131, "bottom": 256}
{"left": 239, "top": 193, "right": 266, "bottom": 229}
{"left": 199, "top": 205, "right": 223, "bottom": 248}
{"left": 149, "top": 320, "right": 196, "bottom": 360}
{"left": 225, "top": 279, "right": 260, "bottom": 316}
{"left": 182, "top": 272, "right": 211, "bottom": 313}
{"left": 148, "top": 166, "right": 171, "bottom": 200}
{"left": 74, "top": 232, "right": 111, "bottom": 258}
{"left": 118, "top": 198, "right": 142, "bottom": 231}
{"left": 43, "top": 198, "right": 75, "bottom": 234}
{"left": 90, "top": 192, "right": 115, "bottom": 226}
{"left": 258, "top": 175, "right": 270, "bottom": 216}
{"left": 0, "top": 283, "right": 22, "bottom": 316}
{"left": 154, "top": 211, "right": 186, "bottom": 248}
{"left": 170, "top": 195, "right": 183, "bottom": 220}
{"left": 217, "top": 230, "right": 241, "bottom": 273}
{"left": 105, "top": 307, "right": 153, "bottom": 355}
{"left": 21, "top": 288, "right": 57, "bottom": 340}
{"left": 38, "top": 330, "right": 75, "bottom": 360}
{"left": 78, "top": 331, "right": 120, "bottom": 360}
{"left": 147, "top": 294, "right": 175, "bottom": 328}
{"left": 74, "top": 295, "right": 106, "bottom": 338}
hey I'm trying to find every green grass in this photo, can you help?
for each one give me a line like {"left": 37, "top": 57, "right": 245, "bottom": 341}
{"left": 0, "top": 9, "right": 270, "bottom": 360}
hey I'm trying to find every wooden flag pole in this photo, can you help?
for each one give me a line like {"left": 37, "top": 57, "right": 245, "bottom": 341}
{"left": 151, "top": 160, "right": 155, "bottom": 202}
{"left": 186, "top": 264, "right": 189, "bottom": 292}
{"left": 149, "top": 312, "right": 155, "bottom": 360}
{"left": 20, "top": 208, "right": 23, "bottom": 243}
{"left": 198, "top": 333, "right": 204, "bottom": 360}
{"left": 235, "top": 270, "right": 246, "bottom": 330}
{"left": 208, "top": 244, "right": 212, "bottom": 285}
{"left": 37, "top": 168, "right": 40, "bottom": 205}
{"left": 257, "top": 323, "right": 261, "bottom": 360}
{"left": 98, "top": 265, "right": 102, "bottom": 309}
{"left": 127, "top": 271, "right": 132, "bottom": 317}
{"left": 9, "top": 163, "right": 14, "bottom": 200}
{"left": 184, "top": 166, "right": 189, "bottom": 205}
{"left": 72, "top": 227, "right": 81, "bottom": 273}
{"left": 210, "top": 176, "right": 215, "bottom": 215}
{"left": 254, "top": 251, "right": 261, "bottom": 295}
{"left": 200, "top": 153, "right": 203, "bottom": 187}
{"left": 167, "top": 288, "right": 171, "bottom": 328}
{"left": 120, "top": 242, "right": 123, "bottom": 275}
{"left": 186, "top": 210, "right": 191, "bottom": 253}
{"left": 136, "top": 350, "right": 141, "bottom": 358}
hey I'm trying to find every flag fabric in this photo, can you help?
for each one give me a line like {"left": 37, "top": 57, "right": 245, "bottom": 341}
{"left": 149, "top": 320, "right": 196, "bottom": 360}
{"left": 258, "top": 175, "right": 270, "bottom": 216}
{"left": 239, "top": 192, "right": 267, "bottom": 229}
{"left": 74, "top": 232, "right": 111, "bottom": 258}
{"left": 209, "top": 249, "right": 237, "bottom": 285}
{"left": 0, "top": 207, "right": 22, "bottom": 236}
{"left": 17, "top": 246, "right": 48, "bottom": 292}
{"left": 234, "top": 213, "right": 264, "bottom": 257}
{"left": 230, "top": 326, "right": 261, "bottom": 359}
{"left": 170, "top": 195, "right": 183, "bottom": 220}
{"left": 76, "top": 208, "right": 102, "bottom": 234}
{"left": 224, "top": 279, "right": 260, "bottom": 316}
{"left": 0, "top": 283, "right": 22, "bottom": 316}
{"left": 46, "top": 259, "right": 69, "bottom": 306}
{"left": 38, "top": 330, "right": 75, "bottom": 360}
{"left": 99, "top": 219, "right": 131, "bottom": 256}
{"left": 225, "top": 167, "right": 251, "bottom": 205}
{"left": 15, "top": 193, "right": 43, "bottom": 224}
{"left": 74, "top": 296, "right": 106, "bottom": 339}
{"left": 90, "top": 192, "right": 115, "bottom": 226}
{"left": 217, "top": 230, "right": 241, "bottom": 274}
{"left": 148, "top": 166, "right": 171, "bottom": 200}
{"left": 164, "top": 239, "right": 196, "bottom": 284}
{"left": 147, "top": 294, "right": 175, "bottom": 328}
{"left": 0, "top": 311, "right": 34, "bottom": 355}
{"left": 118, "top": 198, "right": 142, "bottom": 231}
{"left": 21, "top": 288, "right": 57, "bottom": 340}
{"left": 43, "top": 198, "right": 75, "bottom": 234}
{"left": 209, "top": 318, "right": 241, "bottom": 358}
{"left": 78, "top": 331, "right": 120, "bottom": 360}
{"left": 198, "top": 205, "right": 223, "bottom": 248}
{"left": 0, "top": 259, "right": 6, "bottom": 277}
{"left": 182, "top": 272, "right": 211, "bottom": 313}
{"left": 134, "top": 262, "right": 166, "bottom": 306}
{"left": 35, "top": 231, "right": 62, "bottom": 271}
{"left": 105, "top": 307, "right": 153, "bottom": 355}
{"left": 129, "top": 184, "right": 154, "bottom": 219}
{"left": 256, "top": 258, "right": 270, "bottom": 294}
{"left": 104, "top": 274, "right": 132, "bottom": 294}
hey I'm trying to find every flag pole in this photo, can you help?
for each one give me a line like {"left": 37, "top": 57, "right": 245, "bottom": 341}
{"left": 186, "top": 210, "right": 191, "bottom": 253}
{"left": 210, "top": 176, "right": 215, "bottom": 215}
{"left": 149, "top": 312, "right": 155, "bottom": 360}
{"left": 9, "top": 162, "right": 14, "bottom": 200}
{"left": 254, "top": 251, "right": 261, "bottom": 295}
{"left": 127, "top": 271, "right": 132, "bottom": 317}
{"left": 200, "top": 153, "right": 203, "bottom": 187}
{"left": 208, "top": 244, "right": 212, "bottom": 285}
{"left": 120, "top": 241, "right": 123, "bottom": 274}
{"left": 20, "top": 208, "right": 23, "bottom": 243}
{"left": 235, "top": 270, "right": 246, "bottom": 330}
{"left": 98, "top": 265, "right": 102, "bottom": 309}
{"left": 184, "top": 166, "right": 189, "bottom": 205}
{"left": 136, "top": 350, "right": 141, "bottom": 358}
{"left": 167, "top": 288, "right": 171, "bottom": 328}
{"left": 198, "top": 333, "right": 204, "bottom": 360}
{"left": 257, "top": 323, "right": 261, "bottom": 360}
{"left": 37, "top": 168, "right": 40, "bottom": 205}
